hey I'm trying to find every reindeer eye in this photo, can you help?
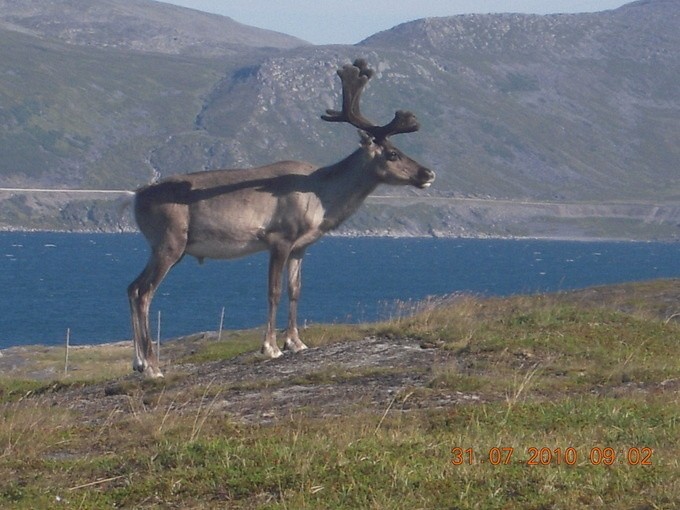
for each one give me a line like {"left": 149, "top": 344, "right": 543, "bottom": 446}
{"left": 386, "top": 150, "right": 400, "bottom": 161}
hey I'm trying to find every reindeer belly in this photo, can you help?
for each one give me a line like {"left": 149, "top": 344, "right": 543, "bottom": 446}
{"left": 185, "top": 237, "right": 266, "bottom": 260}
{"left": 185, "top": 196, "right": 272, "bottom": 260}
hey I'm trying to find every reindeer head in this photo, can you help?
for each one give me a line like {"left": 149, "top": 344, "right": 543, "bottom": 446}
{"left": 322, "top": 59, "right": 435, "bottom": 189}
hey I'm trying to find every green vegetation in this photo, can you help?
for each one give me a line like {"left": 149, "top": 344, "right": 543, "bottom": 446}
{"left": 1, "top": 279, "right": 679, "bottom": 508}
{"left": 0, "top": 27, "right": 236, "bottom": 189}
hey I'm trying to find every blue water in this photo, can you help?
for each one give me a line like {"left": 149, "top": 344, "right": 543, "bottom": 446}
{"left": 0, "top": 232, "right": 678, "bottom": 349}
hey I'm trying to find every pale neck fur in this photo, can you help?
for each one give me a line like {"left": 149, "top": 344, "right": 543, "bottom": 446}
{"left": 315, "top": 148, "right": 379, "bottom": 232}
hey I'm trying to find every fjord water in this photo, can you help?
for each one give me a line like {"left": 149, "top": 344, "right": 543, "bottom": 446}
{"left": 0, "top": 232, "right": 678, "bottom": 349}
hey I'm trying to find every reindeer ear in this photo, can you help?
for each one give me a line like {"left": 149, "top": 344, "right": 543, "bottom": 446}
{"left": 358, "top": 130, "right": 374, "bottom": 147}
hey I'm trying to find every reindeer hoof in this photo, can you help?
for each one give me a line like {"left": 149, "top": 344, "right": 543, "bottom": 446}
{"left": 261, "top": 344, "right": 283, "bottom": 359}
{"left": 133, "top": 359, "right": 164, "bottom": 378}
{"left": 144, "top": 366, "right": 164, "bottom": 379}
{"left": 284, "top": 338, "right": 308, "bottom": 353}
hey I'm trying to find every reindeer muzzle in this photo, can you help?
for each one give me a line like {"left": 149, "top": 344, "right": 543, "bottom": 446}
{"left": 416, "top": 167, "right": 436, "bottom": 189}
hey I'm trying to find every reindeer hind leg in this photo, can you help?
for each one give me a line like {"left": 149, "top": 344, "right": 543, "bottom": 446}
{"left": 128, "top": 241, "right": 185, "bottom": 377}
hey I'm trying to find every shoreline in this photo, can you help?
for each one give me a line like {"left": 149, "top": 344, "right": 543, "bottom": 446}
{"left": 2, "top": 277, "right": 679, "bottom": 370}
{"left": 0, "top": 227, "right": 677, "bottom": 244}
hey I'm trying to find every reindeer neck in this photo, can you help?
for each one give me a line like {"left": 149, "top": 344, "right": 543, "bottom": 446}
{"left": 316, "top": 148, "right": 379, "bottom": 231}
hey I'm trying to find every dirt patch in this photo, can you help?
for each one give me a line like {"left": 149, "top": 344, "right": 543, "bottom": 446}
{"left": 21, "top": 336, "right": 481, "bottom": 425}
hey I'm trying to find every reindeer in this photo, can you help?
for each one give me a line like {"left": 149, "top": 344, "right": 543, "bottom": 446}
{"left": 128, "top": 59, "right": 435, "bottom": 377}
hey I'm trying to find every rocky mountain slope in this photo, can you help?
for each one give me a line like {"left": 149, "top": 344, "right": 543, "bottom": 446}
{"left": 0, "top": 0, "right": 678, "bottom": 239}
{"left": 0, "top": 0, "right": 308, "bottom": 54}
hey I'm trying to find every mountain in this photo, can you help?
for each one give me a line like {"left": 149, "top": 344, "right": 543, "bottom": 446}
{"left": 358, "top": 0, "right": 679, "bottom": 203}
{"left": 0, "top": 0, "right": 678, "bottom": 239}
{"left": 0, "top": 0, "right": 309, "bottom": 55}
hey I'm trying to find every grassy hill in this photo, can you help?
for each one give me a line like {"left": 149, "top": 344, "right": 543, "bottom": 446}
{"left": 0, "top": 28, "right": 239, "bottom": 189}
{"left": 0, "top": 0, "right": 678, "bottom": 238}
{"left": 1, "top": 279, "right": 679, "bottom": 508}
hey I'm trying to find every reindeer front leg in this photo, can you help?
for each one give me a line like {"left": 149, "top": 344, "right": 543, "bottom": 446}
{"left": 284, "top": 249, "right": 308, "bottom": 353}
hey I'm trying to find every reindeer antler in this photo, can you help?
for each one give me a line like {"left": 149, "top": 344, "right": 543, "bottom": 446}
{"left": 321, "top": 58, "right": 420, "bottom": 141}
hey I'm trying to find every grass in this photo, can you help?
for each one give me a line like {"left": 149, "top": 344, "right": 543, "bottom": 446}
{"left": 1, "top": 396, "right": 678, "bottom": 509}
{"left": 1, "top": 279, "right": 679, "bottom": 508}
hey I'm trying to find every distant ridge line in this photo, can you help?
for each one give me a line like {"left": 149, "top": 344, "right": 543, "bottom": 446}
{"left": 0, "top": 188, "right": 135, "bottom": 195}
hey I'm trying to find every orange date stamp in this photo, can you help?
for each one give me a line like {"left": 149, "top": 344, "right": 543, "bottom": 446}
{"left": 451, "top": 446, "right": 653, "bottom": 466}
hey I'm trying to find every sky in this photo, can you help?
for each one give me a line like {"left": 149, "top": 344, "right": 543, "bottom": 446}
{"left": 160, "top": 0, "right": 631, "bottom": 45}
